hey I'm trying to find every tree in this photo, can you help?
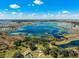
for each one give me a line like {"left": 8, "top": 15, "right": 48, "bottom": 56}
{"left": 12, "top": 51, "right": 24, "bottom": 58}
{"left": 49, "top": 47, "right": 59, "bottom": 58}
{"left": 21, "top": 43, "right": 28, "bottom": 48}
{"left": 42, "top": 45, "right": 51, "bottom": 55}
{"left": 24, "top": 37, "right": 31, "bottom": 42}
{"left": 49, "top": 50, "right": 58, "bottom": 58}
{"left": 68, "top": 49, "right": 78, "bottom": 58}
{"left": 14, "top": 40, "right": 22, "bottom": 46}
{"left": 29, "top": 42, "right": 37, "bottom": 51}
{"left": 61, "top": 49, "right": 69, "bottom": 58}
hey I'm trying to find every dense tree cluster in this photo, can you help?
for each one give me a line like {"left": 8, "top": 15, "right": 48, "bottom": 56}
{"left": 12, "top": 36, "right": 79, "bottom": 58}
{"left": 0, "top": 36, "right": 79, "bottom": 58}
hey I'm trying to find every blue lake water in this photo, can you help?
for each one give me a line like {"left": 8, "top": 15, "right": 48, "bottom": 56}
{"left": 57, "top": 40, "right": 79, "bottom": 48}
{"left": 10, "top": 22, "right": 70, "bottom": 39}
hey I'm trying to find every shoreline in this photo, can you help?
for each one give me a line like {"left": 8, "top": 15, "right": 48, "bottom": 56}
{"left": 56, "top": 34, "right": 79, "bottom": 45}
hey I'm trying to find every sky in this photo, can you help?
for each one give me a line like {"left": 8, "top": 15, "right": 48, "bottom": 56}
{"left": 0, "top": 0, "right": 79, "bottom": 19}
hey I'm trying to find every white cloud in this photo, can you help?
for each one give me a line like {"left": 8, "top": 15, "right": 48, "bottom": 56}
{"left": 30, "top": 13, "right": 36, "bottom": 16}
{"left": 10, "top": 4, "right": 20, "bottom": 9}
{"left": 62, "top": 10, "right": 71, "bottom": 14}
{"left": 48, "top": 13, "right": 54, "bottom": 17}
{"left": 0, "top": 12, "right": 4, "bottom": 16}
{"left": 19, "top": 12, "right": 24, "bottom": 15}
{"left": 0, "top": 11, "right": 79, "bottom": 20}
{"left": 33, "top": 0, "right": 43, "bottom": 5}
{"left": 11, "top": 12, "right": 17, "bottom": 15}
{"left": 42, "top": 14, "right": 48, "bottom": 17}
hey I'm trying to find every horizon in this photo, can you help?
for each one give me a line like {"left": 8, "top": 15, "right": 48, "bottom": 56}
{"left": 0, "top": 0, "right": 79, "bottom": 19}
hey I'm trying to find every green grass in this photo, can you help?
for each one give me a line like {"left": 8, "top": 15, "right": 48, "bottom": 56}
{"left": 5, "top": 49, "right": 20, "bottom": 58}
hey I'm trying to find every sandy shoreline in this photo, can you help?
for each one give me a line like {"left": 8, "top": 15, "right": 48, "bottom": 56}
{"left": 56, "top": 34, "right": 79, "bottom": 45}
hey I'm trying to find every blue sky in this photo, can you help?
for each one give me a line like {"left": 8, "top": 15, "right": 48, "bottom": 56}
{"left": 0, "top": 0, "right": 79, "bottom": 19}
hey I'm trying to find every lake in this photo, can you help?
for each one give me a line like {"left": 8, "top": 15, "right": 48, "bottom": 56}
{"left": 10, "top": 22, "right": 70, "bottom": 39}
{"left": 57, "top": 40, "right": 79, "bottom": 48}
